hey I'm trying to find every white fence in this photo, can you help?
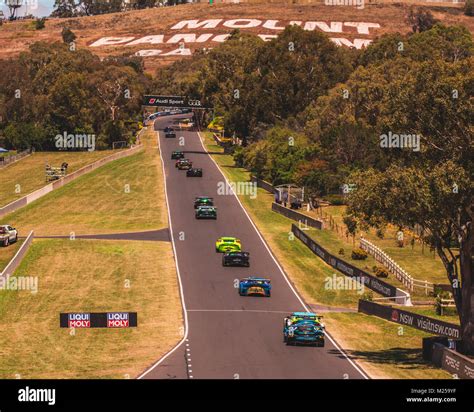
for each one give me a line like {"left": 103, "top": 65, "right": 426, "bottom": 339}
{"left": 360, "top": 237, "right": 434, "bottom": 294}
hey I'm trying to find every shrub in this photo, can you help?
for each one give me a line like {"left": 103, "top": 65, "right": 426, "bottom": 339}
{"left": 465, "top": 0, "right": 474, "bottom": 16}
{"left": 351, "top": 248, "right": 368, "bottom": 260}
{"left": 373, "top": 266, "right": 389, "bottom": 278}
{"left": 338, "top": 248, "right": 345, "bottom": 256}
{"left": 62, "top": 27, "right": 77, "bottom": 44}
{"left": 35, "top": 18, "right": 46, "bottom": 30}
{"left": 361, "top": 291, "right": 374, "bottom": 301}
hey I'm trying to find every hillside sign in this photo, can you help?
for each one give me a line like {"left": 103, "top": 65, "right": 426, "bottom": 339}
{"left": 89, "top": 18, "right": 382, "bottom": 57}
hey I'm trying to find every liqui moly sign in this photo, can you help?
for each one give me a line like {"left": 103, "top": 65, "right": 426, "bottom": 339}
{"left": 107, "top": 312, "right": 130, "bottom": 328}
{"left": 60, "top": 312, "right": 138, "bottom": 328}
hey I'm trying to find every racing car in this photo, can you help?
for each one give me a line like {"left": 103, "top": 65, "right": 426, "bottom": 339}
{"left": 222, "top": 251, "right": 250, "bottom": 267}
{"left": 215, "top": 237, "right": 241, "bottom": 253}
{"left": 194, "top": 196, "right": 213, "bottom": 209}
{"left": 238, "top": 277, "right": 271, "bottom": 297}
{"left": 164, "top": 127, "right": 176, "bottom": 138}
{"left": 171, "top": 150, "right": 184, "bottom": 160}
{"left": 195, "top": 205, "right": 217, "bottom": 219}
{"left": 0, "top": 225, "right": 18, "bottom": 247}
{"left": 186, "top": 168, "right": 203, "bottom": 177}
{"left": 176, "top": 159, "right": 192, "bottom": 170}
{"left": 283, "top": 312, "right": 325, "bottom": 347}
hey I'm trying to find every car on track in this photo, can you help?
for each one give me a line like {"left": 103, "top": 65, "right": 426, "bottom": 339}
{"left": 215, "top": 237, "right": 241, "bottom": 253}
{"left": 164, "top": 127, "right": 176, "bottom": 138}
{"left": 0, "top": 225, "right": 18, "bottom": 247}
{"left": 238, "top": 277, "right": 271, "bottom": 297}
{"left": 186, "top": 168, "right": 203, "bottom": 177}
{"left": 222, "top": 251, "right": 250, "bottom": 267}
{"left": 171, "top": 150, "right": 184, "bottom": 160}
{"left": 194, "top": 196, "right": 214, "bottom": 209}
{"left": 283, "top": 312, "right": 325, "bottom": 347}
{"left": 195, "top": 205, "right": 217, "bottom": 219}
{"left": 176, "top": 159, "right": 192, "bottom": 170}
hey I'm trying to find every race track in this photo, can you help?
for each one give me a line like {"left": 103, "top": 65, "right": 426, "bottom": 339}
{"left": 141, "top": 115, "right": 367, "bottom": 379}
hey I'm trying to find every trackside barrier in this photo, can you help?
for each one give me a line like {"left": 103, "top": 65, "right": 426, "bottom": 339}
{"left": 358, "top": 299, "right": 460, "bottom": 339}
{"left": 272, "top": 202, "right": 324, "bottom": 230}
{"left": 432, "top": 343, "right": 474, "bottom": 379}
{"left": 292, "top": 224, "right": 411, "bottom": 304}
{"left": 0, "top": 145, "right": 143, "bottom": 218}
{"left": 0, "top": 149, "right": 33, "bottom": 168}
{"left": 250, "top": 175, "right": 275, "bottom": 194}
{"left": 0, "top": 230, "right": 34, "bottom": 278}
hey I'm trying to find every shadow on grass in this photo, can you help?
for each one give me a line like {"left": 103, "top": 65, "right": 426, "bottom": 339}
{"left": 328, "top": 347, "right": 433, "bottom": 370}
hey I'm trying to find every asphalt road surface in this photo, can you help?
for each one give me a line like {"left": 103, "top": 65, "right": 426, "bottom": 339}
{"left": 141, "top": 115, "right": 367, "bottom": 379}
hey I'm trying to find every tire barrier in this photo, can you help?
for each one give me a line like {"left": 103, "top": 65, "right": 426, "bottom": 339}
{"left": 358, "top": 299, "right": 460, "bottom": 339}
{"left": 292, "top": 224, "right": 411, "bottom": 302}
{"left": 272, "top": 202, "right": 323, "bottom": 230}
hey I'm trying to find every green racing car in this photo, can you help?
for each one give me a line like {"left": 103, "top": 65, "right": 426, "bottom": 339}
{"left": 215, "top": 237, "right": 241, "bottom": 253}
{"left": 196, "top": 205, "right": 217, "bottom": 219}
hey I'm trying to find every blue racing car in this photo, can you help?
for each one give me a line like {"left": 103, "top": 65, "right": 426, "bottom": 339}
{"left": 283, "top": 312, "right": 325, "bottom": 347}
{"left": 238, "top": 277, "right": 271, "bottom": 297}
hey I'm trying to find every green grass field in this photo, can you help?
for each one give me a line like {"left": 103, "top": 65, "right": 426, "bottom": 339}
{"left": 0, "top": 239, "right": 182, "bottom": 379}
{"left": 2, "top": 130, "right": 166, "bottom": 235}
{"left": 200, "top": 131, "right": 452, "bottom": 379}
{"left": 0, "top": 150, "right": 120, "bottom": 208}
{"left": 0, "top": 239, "right": 24, "bottom": 272}
{"left": 306, "top": 205, "right": 448, "bottom": 289}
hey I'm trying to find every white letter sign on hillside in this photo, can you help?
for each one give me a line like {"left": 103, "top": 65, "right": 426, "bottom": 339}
{"left": 89, "top": 18, "right": 382, "bottom": 54}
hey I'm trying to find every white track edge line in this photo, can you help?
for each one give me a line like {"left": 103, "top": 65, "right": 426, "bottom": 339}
{"left": 198, "top": 131, "right": 370, "bottom": 380}
{"left": 137, "top": 127, "right": 189, "bottom": 380}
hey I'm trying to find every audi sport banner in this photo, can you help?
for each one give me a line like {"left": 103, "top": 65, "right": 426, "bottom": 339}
{"left": 60, "top": 312, "right": 138, "bottom": 328}
{"left": 143, "top": 95, "right": 206, "bottom": 108}
{"left": 291, "top": 223, "right": 397, "bottom": 298}
{"left": 359, "top": 300, "right": 460, "bottom": 339}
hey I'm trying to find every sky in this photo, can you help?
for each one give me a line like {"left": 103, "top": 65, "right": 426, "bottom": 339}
{"left": 0, "top": 0, "right": 55, "bottom": 18}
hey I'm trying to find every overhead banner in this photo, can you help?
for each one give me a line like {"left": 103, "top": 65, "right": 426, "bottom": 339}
{"left": 143, "top": 95, "right": 207, "bottom": 108}
{"left": 60, "top": 312, "right": 138, "bottom": 328}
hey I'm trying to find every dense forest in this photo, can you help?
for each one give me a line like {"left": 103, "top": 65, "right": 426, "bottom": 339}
{"left": 0, "top": 42, "right": 149, "bottom": 150}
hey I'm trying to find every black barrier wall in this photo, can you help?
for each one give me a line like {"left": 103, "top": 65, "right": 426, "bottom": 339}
{"left": 432, "top": 343, "right": 474, "bottom": 379}
{"left": 250, "top": 176, "right": 275, "bottom": 194}
{"left": 291, "top": 224, "right": 398, "bottom": 298}
{"left": 272, "top": 202, "right": 323, "bottom": 230}
{"left": 358, "top": 300, "right": 460, "bottom": 339}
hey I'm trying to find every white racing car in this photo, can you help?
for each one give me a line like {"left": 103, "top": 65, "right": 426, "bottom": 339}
{"left": 0, "top": 225, "right": 18, "bottom": 246}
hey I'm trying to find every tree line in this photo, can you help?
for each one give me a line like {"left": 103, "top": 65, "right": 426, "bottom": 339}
{"left": 0, "top": 41, "right": 150, "bottom": 151}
